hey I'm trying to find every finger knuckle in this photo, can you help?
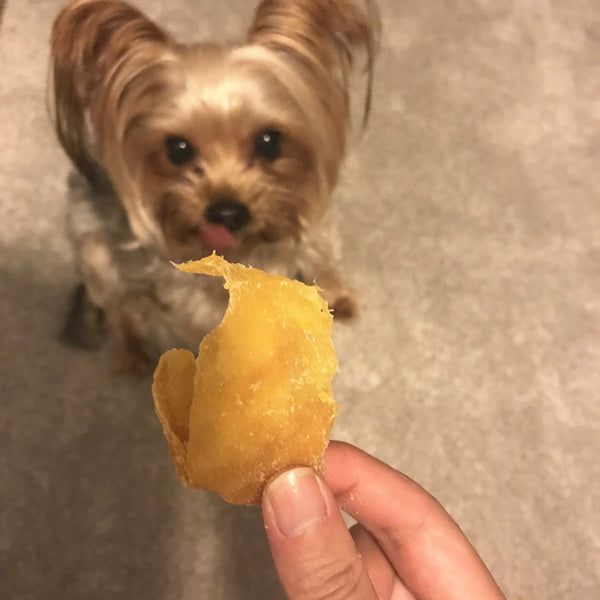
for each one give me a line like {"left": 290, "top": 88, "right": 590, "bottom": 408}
{"left": 302, "top": 553, "right": 366, "bottom": 600}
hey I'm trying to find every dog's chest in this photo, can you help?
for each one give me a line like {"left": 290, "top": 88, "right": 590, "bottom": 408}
{"left": 65, "top": 173, "right": 304, "bottom": 352}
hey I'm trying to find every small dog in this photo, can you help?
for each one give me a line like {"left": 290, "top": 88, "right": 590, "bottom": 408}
{"left": 50, "top": 0, "right": 379, "bottom": 372}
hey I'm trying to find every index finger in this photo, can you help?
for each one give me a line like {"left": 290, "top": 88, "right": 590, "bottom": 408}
{"left": 324, "top": 441, "right": 506, "bottom": 600}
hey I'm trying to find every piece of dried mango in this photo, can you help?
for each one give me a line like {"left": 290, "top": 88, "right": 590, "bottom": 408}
{"left": 153, "top": 254, "right": 338, "bottom": 505}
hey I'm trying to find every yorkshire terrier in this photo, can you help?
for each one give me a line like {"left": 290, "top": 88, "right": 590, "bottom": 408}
{"left": 50, "top": 0, "right": 379, "bottom": 373}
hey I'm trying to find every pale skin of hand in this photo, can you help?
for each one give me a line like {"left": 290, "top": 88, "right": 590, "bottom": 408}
{"left": 262, "top": 441, "right": 507, "bottom": 600}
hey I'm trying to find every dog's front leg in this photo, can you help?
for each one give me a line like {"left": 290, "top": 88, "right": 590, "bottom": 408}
{"left": 296, "top": 225, "right": 358, "bottom": 320}
{"left": 67, "top": 233, "right": 156, "bottom": 374}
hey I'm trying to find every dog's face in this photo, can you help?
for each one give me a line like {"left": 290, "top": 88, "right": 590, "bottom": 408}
{"left": 114, "top": 44, "right": 340, "bottom": 262}
{"left": 52, "top": 0, "right": 378, "bottom": 261}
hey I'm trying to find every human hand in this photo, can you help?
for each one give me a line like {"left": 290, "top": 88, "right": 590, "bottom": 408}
{"left": 262, "top": 441, "right": 506, "bottom": 600}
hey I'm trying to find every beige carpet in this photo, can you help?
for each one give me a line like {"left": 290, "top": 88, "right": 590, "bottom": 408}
{"left": 1, "top": 1, "right": 599, "bottom": 598}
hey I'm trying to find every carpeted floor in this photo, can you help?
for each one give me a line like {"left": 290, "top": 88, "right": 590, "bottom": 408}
{"left": 1, "top": 1, "right": 599, "bottom": 599}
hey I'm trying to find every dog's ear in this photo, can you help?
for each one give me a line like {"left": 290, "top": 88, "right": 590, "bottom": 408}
{"left": 248, "top": 0, "right": 379, "bottom": 126}
{"left": 50, "top": 0, "right": 171, "bottom": 187}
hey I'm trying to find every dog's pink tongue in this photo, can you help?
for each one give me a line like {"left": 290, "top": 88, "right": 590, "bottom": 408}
{"left": 201, "top": 224, "right": 240, "bottom": 250}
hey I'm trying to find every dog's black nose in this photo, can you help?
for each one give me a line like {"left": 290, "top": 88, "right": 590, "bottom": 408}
{"left": 205, "top": 200, "right": 251, "bottom": 232}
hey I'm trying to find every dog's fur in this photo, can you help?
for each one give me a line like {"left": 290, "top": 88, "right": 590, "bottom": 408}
{"left": 50, "top": 0, "right": 379, "bottom": 372}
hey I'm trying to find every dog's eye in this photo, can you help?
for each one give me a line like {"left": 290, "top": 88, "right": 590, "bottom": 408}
{"left": 253, "top": 129, "right": 282, "bottom": 161}
{"left": 165, "top": 136, "right": 195, "bottom": 166}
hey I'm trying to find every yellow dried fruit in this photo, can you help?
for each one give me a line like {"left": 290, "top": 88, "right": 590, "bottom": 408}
{"left": 153, "top": 254, "right": 338, "bottom": 505}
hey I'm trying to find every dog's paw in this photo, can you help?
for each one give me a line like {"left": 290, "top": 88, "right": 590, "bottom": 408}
{"left": 331, "top": 294, "right": 358, "bottom": 320}
{"left": 112, "top": 316, "right": 159, "bottom": 377}
{"left": 60, "top": 284, "right": 107, "bottom": 350}
{"left": 113, "top": 346, "right": 155, "bottom": 377}
{"left": 322, "top": 288, "right": 359, "bottom": 321}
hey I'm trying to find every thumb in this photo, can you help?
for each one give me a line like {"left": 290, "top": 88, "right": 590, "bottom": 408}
{"left": 262, "top": 468, "right": 378, "bottom": 600}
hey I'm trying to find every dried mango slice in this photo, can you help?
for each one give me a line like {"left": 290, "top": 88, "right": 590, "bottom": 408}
{"left": 153, "top": 254, "right": 338, "bottom": 505}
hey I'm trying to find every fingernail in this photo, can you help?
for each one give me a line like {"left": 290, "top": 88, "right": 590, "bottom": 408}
{"left": 264, "top": 468, "right": 327, "bottom": 536}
